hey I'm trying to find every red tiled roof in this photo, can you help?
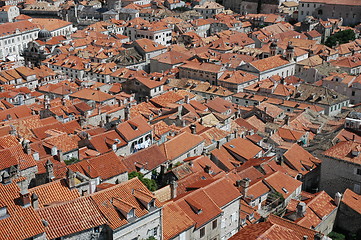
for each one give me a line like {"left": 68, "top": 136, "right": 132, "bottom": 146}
{"left": 175, "top": 189, "right": 222, "bottom": 229}
{"left": 90, "top": 177, "right": 161, "bottom": 230}
{"left": 70, "top": 88, "right": 114, "bottom": 102}
{"left": 223, "top": 138, "right": 262, "bottom": 161}
{"left": 69, "top": 151, "right": 127, "bottom": 180}
{"left": 323, "top": 141, "right": 361, "bottom": 165}
{"left": 264, "top": 171, "right": 302, "bottom": 199}
{"left": 122, "top": 145, "right": 167, "bottom": 172}
{"left": 162, "top": 201, "right": 195, "bottom": 240}
{"left": 116, "top": 115, "right": 152, "bottom": 141}
{"left": 89, "top": 130, "right": 127, "bottom": 154}
{"left": 159, "top": 131, "right": 204, "bottom": 160}
{"left": 29, "top": 179, "right": 80, "bottom": 208}
{"left": 0, "top": 181, "right": 45, "bottom": 240}
{"left": 36, "top": 196, "right": 107, "bottom": 239}
{"left": 342, "top": 189, "right": 361, "bottom": 214}
{"left": 250, "top": 55, "right": 291, "bottom": 72}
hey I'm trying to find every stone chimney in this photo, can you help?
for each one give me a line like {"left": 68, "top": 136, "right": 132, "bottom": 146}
{"left": 335, "top": 192, "right": 342, "bottom": 206}
{"left": 296, "top": 202, "right": 307, "bottom": 218}
{"left": 125, "top": 105, "right": 130, "bottom": 121}
{"left": 24, "top": 141, "right": 31, "bottom": 155}
{"left": 184, "top": 95, "right": 190, "bottom": 104}
{"left": 66, "top": 169, "right": 76, "bottom": 188}
{"left": 240, "top": 178, "right": 251, "bottom": 197}
{"left": 51, "top": 146, "right": 58, "bottom": 156}
{"left": 9, "top": 125, "right": 17, "bottom": 136}
{"left": 285, "top": 115, "right": 290, "bottom": 125}
{"left": 45, "top": 159, "right": 54, "bottom": 181}
{"left": 170, "top": 181, "right": 178, "bottom": 199}
{"left": 31, "top": 193, "right": 39, "bottom": 209}
{"left": 190, "top": 123, "right": 196, "bottom": 134}
{"left": 57, "top": 150, "right": 64, "bottom": 162}
{"left": 2, "top": 171, "right": 11, "bottom": 185}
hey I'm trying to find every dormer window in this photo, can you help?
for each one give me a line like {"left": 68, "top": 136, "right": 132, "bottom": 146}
{"left": 127, "top": 208, "right": 135, "bottom": 219}
{"left": 148, "top": 199, "right": 155, "bottom": 210}
{"left": 0, "top": 206, "right": 9, "bottom": 220}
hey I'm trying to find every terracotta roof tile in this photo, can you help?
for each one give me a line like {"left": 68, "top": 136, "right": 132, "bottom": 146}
{"left": 175, "top": 189, "right": 222, "bottom": 229}
{"left": 159, "top": 131, "right": 204, "bottom": 161}
{"left": 116, "top": 115, "right": 152, "bottom": 142}
{"left": 162, "top": 201, "right": 195, "bottom": 240}
{"left": 90, "top": 178, "right": 161, "bottom": 230}
{"left": 36, "top": 196, "right": 107, "bottom": 239}
{"left": 29, "top": 179, "right": 80, "bottom": 208}
{"left": 0, "top": 181, "right": 45, "bottom": 240}
{"left": 69, "top": 151, "right": 127, "bottom": 180}
{"left": 342, "top": 189, "right": 361, "bottom": 214}
{"left": 223, "top": 138, "right": 262, "bottom": 161}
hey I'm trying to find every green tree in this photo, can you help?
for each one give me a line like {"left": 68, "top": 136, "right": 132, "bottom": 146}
{"left": 325, "top": 30, "right": 356, "bottom": 48}
{"left": 328, "top": 231, "right": 346, "bottom": 240}
{"left": 128, "top": 171, "right": 158, "bottom": 191}
{"left": 64, "top": 157, "right": 80, "bottom": 165}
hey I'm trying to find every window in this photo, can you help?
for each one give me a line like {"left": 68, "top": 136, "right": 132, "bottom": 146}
{"left": 231, "top": 213, "right": 237, "bottom": 222}
{"left": 127, "top": 209, "right": 135, "bottom": 219}
{"left": 352, "top": 91, "right": 355, "bottom": 96}
{"left": 355, "top": 168, "right": 361, "bottom": 175}
{"left": 212, "top": 219, "right": 217, "bottom": 229}
{"left": 94, "top": 227, "right": 100, "bottom": 233}
{"left": 200, "top": 227, "right": 205, "bottom": 238}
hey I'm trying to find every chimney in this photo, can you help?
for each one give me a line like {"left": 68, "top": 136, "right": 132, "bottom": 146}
{"left": 204, "top": 165, "right": 211, "bottom": 174}
{"left": 181, "top": 119, "right": 186, "bottom": 127}
{"left": 125, "top": 105, "right": 130, "bottom": 121}
{"left": 31, "top": 193, "right": 39, "bottom": 209}
{"left": 45, "top": 159, "right": 54, "bottom": 181}
{"left": 240, "top": 178, "right": 251, "bottom": 197}
{"left": 190, "top": 123, "right": 196, "bottom": 134}
{"left": 51, "top": 146, "right": 57, "bottom": 156}
{"left": 303, "top": 236, "right": 308, "bottom": 240}
{"left": 57, "top": 150, "right": 64, "bottom": 162}
{"left": 9, "top": 125, "right": 17, "bottom": 136}
{"left": 334, "top": 192, "right": 342, "bottom": 206}
{"left": 184, "top": 95, "right": 190, "bottom": 104}
{"left": 145, "top": 96, "right": 149, "bottom": 103}
{"left": 170, "top": 181, "right": 178, "bottom": 199}
{"left": 66, "top": 169, "right": 76, "bottom": 188}
{"left": 314, "top": 233, "right": 323, "bottom": 240}
{"left": 1, "top": 171, "right": 11, "bottom": 185}
{"left": 24, "top": 141, "right": 31, "bottom": 155}
{"left": 32, "top": 151, "right": 39, "bottom": 161}
{"left": 235, "top": 180, "right": 242, "bottom": 187}
{"left": 285, "top": 115, "right": 290, "bottom": 125}
{"left": 188, "top": 160, "right": 193, "bottom": 167}
{"left": 18, "top": 180, "right": 30, "bottom": 207}
{"left": 296, "top": 202, "right": 307, "bottom": 218}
